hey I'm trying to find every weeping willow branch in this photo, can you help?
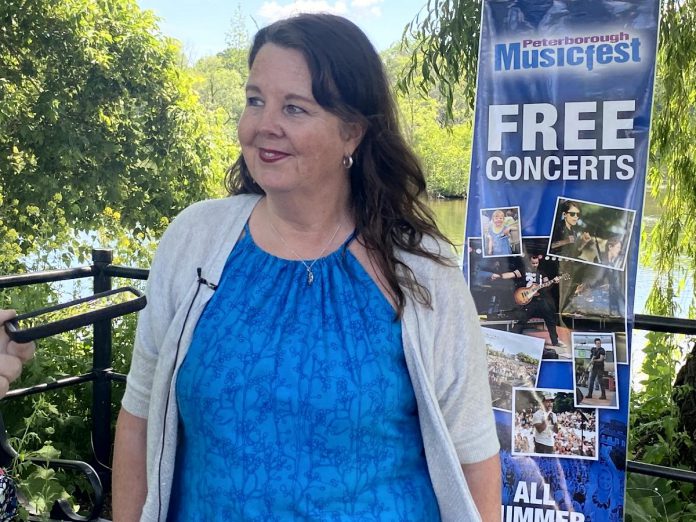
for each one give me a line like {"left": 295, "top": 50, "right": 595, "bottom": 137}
{"left": 398, "top": 0, "right": 481, "bottom": 118}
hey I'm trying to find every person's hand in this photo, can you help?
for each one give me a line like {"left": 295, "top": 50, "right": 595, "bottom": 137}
{"left": 578, "top": 232, "right": 592, "bottom": 249}
{"left": 490, "top": 273, "right": 501, "bottom": 280}
{"left": 0, "top": 309, "right": 35, "bottom": 398}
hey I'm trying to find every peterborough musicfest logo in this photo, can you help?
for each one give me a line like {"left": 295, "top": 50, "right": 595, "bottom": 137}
{"left": 482, "top": 31, "right": 648, "bottom": 183}
{"left": 493, "top": 30, "right": 642, "bottom": 73}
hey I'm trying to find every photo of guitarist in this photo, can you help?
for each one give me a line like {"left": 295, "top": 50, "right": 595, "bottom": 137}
{"left": 493, "top": 254, "right": 565, "bottom": 349}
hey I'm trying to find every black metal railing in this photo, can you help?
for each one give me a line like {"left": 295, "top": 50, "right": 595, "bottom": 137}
{"left": 1, "top": 250, "right": 695, "bottom": 520}
{"left": 0, "top": 249, "right": 148, "bottom": 506}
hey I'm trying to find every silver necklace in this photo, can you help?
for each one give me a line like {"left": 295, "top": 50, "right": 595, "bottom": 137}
{"left": 268, "top": 219, "right": 342, "bottom": 286}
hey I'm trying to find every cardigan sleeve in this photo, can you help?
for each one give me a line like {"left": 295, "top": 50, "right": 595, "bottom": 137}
{"left": 120, "top": 205, "right": 199, "bottom": 418}
{"left": 120, "top": 226, "right": 177, "bottom": 419}
{"left": 407, "top": 244, "right": 500, "bottom": 465}
{"left": 437, "top": 270, "right": 500, "bottom": 463}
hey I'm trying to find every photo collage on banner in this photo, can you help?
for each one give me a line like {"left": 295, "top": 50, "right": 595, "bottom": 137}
{"left": 464, "top": 1, "right": 660, "bottom": 521}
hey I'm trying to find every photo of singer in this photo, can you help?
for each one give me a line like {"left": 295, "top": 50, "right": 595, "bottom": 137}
{"left": 547, "top": 197, "right": 636, "bottom": 271}
{"left": 512, "top": 388, "right": 598, "bottom": 460}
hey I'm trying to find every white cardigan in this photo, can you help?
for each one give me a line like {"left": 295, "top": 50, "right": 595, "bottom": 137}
{"left": 122, "top": 194, "right": 499, "bottom": 521}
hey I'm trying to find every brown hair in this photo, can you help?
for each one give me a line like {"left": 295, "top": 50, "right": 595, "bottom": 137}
{"left": 225, "top": 14, "right": 452, "bottom": 317}
{"left": 606, "top": 236, "right": 622, "bottom": 249}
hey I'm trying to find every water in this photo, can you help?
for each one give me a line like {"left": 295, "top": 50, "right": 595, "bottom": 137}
{"left": 427, "top": 197, "right": 468, "bottom": 250}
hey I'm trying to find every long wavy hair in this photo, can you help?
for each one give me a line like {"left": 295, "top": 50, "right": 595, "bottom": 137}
{"left": 225, "top": 13, "right": 453, "bottom": 317}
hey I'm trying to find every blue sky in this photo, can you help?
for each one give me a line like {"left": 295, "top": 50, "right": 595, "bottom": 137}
{"left": 136, "top": 0, "right": 428, "bottom": 61}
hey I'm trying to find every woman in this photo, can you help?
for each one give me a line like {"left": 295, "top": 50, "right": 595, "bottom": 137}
{"left": 605, "top": 238, "right": 626, "bottom": 315}
{"left": 113, "top": 14, "right": 500, "bottom": 522}
{"left": 550, "top": 200, "right": 592, "bottom": 258}
{"left": 604, "top": 236, "right": 624, "bottom": 268}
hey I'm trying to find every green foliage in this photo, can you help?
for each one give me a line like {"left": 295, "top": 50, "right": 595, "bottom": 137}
{"left": 191, "top": 55, "right": 246, "bottom": 136}
{"left": 1, "top": 283, "right": 122, "bottom": 518}
{"left": 186, "top": 5, "right": 249, "bottom": 191}
{"left": 615, "top": 4, "right": 696, "bottom": 507}
{"left": 7, "top": 395, "right": 82, "bottom": 520}
{"left": 400, "top": 94, "right": 472, "bottom": 197}
{"left": 630, "top": 333, "right": 693, "bottom": 465}
{"left": 0, "top": 0, "right": 233, "bottom": 257}
{"left": 641, "top": 0, "right": 696, "bottom": 316}
{"left": 627, "top": 331, "right": 696, "bottom": 519}
{"left": 516, "top": 352, "right": 538, "bottom": 366}
{"left": 383, "top": 42, "right": 472, "bottom": 197}
{"left": 398, "top": 0, "right": 481, "bottom": 116}
{"left": 626, "top": 474, "right": 696, "bottom": 521}
{"left": 222, "top": 3, "right": 252, "bottom": 73}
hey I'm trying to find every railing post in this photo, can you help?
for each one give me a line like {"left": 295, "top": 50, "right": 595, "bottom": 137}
{"left": 91, "top": 249, "right": 113, "bottom": 492}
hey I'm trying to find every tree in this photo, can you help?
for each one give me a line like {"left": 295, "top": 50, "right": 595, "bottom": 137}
{"left": 187, "top": 5, "right": 248, "bottom": 164}
{"left": 190, "top": 5, "right": 250, "bottom": 143}
{"left": 191, "top": 55, "right": 246, "bottom": 132}
{"left": 398, "top": 1, "right": 482, "bottom": 116}
{"left": 641, "top": 0, "right": 696, "bottom": 318}
{"left": 222, "top": 3, "right": 252, "bottom": 73}
{"left": 0, "top": 0, "right": 234, "bottom": 270}
{"left": 382, "top": 42, "right": 472, "bottom": 197}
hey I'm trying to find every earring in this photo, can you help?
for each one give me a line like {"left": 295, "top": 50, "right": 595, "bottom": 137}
{"left": 342, "top": 154, "right": 354, "bottom": 169}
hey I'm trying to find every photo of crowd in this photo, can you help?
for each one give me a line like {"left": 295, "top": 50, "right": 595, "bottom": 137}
{"left": 483, "top": 327, "right": 543, "bottom": 411}
{"left": 480, "top": 206, "right": 521, "bottom": 257}
{"left": 512, "top": 389, "right": 598, "bottom": 460}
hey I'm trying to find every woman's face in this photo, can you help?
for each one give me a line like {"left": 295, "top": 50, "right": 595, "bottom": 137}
{"left": 608, "top": 241, "right": 622, "bottom": 258}
{"left": 563, "top": 205, "right": 581, "bottom": 227}
{"left": 238, "top": 44, "right": 362, "bottom": 199}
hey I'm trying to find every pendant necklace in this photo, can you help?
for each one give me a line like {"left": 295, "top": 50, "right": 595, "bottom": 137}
{"left": 268, "top": 219, "right": 342, "bottom": 286}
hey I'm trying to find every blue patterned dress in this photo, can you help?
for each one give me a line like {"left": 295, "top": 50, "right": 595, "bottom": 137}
{"left": 168, "top": 225, "right": 440, "bottom": 521}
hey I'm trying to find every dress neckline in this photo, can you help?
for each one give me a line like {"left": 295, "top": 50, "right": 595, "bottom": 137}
{"left": 242, "top": 221, "right": 357, "bottom": 263}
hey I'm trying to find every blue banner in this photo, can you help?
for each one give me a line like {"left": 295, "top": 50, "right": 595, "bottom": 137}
{"left": 464, "top": 1, "right": 660, "bottom": 520}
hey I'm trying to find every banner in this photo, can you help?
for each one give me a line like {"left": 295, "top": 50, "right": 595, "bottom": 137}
{"left": 464, "top": 1, "right": 660, "bottom": 520}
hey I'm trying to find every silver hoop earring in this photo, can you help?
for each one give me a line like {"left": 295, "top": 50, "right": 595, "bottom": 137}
{"left": 342, "top": 154, "right": 354, "bottom": 169}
